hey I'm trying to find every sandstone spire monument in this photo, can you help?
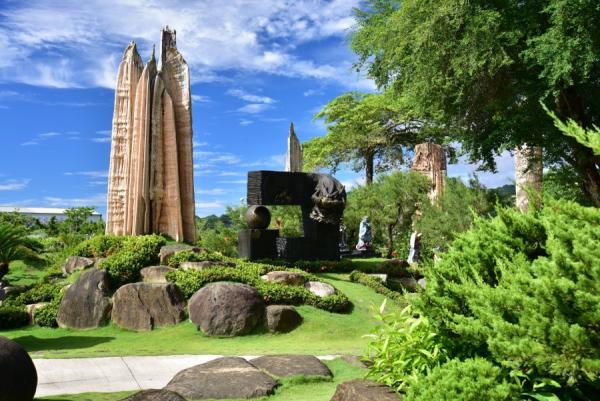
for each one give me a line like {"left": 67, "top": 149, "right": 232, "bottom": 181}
{"left": 411, "top": 142, "right": 447, "bottom": 203}
{"left": 285, "top": 122, "right": 303, "bottom": 172}
{"left": 106, "top": 27, "right": 196, "bottom": 242}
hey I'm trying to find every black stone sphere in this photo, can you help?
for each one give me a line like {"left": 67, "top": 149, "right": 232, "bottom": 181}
{"left": 0, "top": 336, "right": 38, "bottom": 401}
{"left": 245, "top": 205, "right": 271, "bottom": 229}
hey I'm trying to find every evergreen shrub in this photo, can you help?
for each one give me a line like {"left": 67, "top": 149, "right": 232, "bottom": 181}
{"left": 0, "top": 304, "right": 29, "bottom": 329}
{"left": 73, "top": 234, "right": 126, "bottom": 258}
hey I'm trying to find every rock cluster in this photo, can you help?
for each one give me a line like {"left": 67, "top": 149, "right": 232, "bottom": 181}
{"left": 106, "top": 27, "right": 195, "bottom": 243}
{"left": 62, "top": 255, "right": 95, "bottom": 275}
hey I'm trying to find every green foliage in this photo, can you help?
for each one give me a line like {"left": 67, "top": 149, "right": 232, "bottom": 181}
{"left": 73, "top": 235, "right": 126, "bottom": 258}
{"left": 15, "top": 283, "right": 62, "bottom": 305}
{"left": 167, "top": 249, "right": 228, "bottom": 268}
{"left": 344, "top": 171, "right": 430, "bottom": 257}
{"left": 543, "top": 165, "right": 594, "bottom": 206}
{"left": 349, "top": 271, "right": 406, "bottom": 305}
{"left": 0, "top": 304, "right": 30, "bottom": 329}
{"left": 545, "top": 103, "right": 600, "bottom": 155}
{"left": 197, "top": 222, "right": 237, "bottom": 257}
{"left": 167, "top": 260, "right": 350, "bottom": 313}
{"left": 260, "top": 258, "right": 354, "bottom": 273}
{"left": 34, "top": 296, "right": 62, "bottom": 328}
{"left": 60, "top": 207, "right": 104, "bottom": 237}
{"left": 99, "top": 234, "right": 166, "bottom": 287}
{"left": 0, "top": 223, "right": 42, "bottom": 280}
{"left": 350, "top": 0, "right": 600, "bottom": 204}
{"left": 405, "top": 358, "right": 519, "bottom": 401}
{"left": 365, "top": 302, "right": 447, "bottom": 391}
{"left": 269, "top": 206, "right": 303, "bottom": 237}
{"left": 416, "top": 200, "right": 600, "bottom": 398}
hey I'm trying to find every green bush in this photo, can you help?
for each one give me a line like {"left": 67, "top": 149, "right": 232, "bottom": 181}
{"left": 167, "top": 260, "right": 350, "bottom": 313}
{"left": 73, "top": 234, "right": 126, "bottom": 258}
{"left": 416, "top": 200, "right": 600, "bottom": 398}
{"left": 15, "top": 283, "right": 62, "bottom": 305}
{"left": 167, "top": 249, "right": 229, "bottom": 268}
{"left": 0, "top": 304, "right": 30, "bottom": 329}
{"left": 34, "top": 297, "right": 62, "bottom": 328}
{"left": 406, "top": 358, "right": 519, "bottom": 401}
{"left": 349, "top": 271, "right": 406, "bottom": 305}
{"left": 99, "top": 234, "right": 166, "bottom": 287}
{"left": 365, "top": 302, "right": 447, "bottom": 391}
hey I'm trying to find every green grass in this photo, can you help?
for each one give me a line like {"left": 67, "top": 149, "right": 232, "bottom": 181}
{"left": 37, "top": 358, "right": 366, "bottom": 401}
{"left": 4, "top": 259, "right": 51, "bottom": 286}
{"left": 1, "top": 274, "right": 400, "bottom": 358}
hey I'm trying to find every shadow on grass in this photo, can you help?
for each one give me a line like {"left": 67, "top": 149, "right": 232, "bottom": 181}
{"left": 11, "top": 335, "right": 115, "bottom": 352}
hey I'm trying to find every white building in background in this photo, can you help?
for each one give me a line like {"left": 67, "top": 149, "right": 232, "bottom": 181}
{"left": 0, "top": 206, "right": 103, "bottom": 223}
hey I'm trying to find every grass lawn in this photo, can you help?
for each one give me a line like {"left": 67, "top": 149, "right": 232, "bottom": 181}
{"left": 37, "top": 358, "right": 367, "bottom": 401}
{"left": 4, "top": 259, "right": 52, "bottom": 286}
{"left": 2, "top": 273, "right": 399, "bottom": 358}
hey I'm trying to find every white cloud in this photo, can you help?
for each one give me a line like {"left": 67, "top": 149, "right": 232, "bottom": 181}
{"left": 237, "top": 103, "right": 272, "bottom": 114}
{"left": 64, "top": 170, "right": 109, "bottom": 178}
{"left": 191, "top": 94, "right": 211, "bottom": 103}
{"left": 196, "top": 201, "right": 224, "bottom": 209}
{"left": 20, "top": 130, "right": 80, "bottom": 146}
{"left": 226, "top": 89, "right": 275, "bottom": 104}
{"left": 194, "top": 151, "right": 241, "bottom": 166}
{"left": 197, "top": 188, "right": 229, "bottom": 195}
{"left": 0, "top": 178, "right": 30, "bottom": 191}
{"left": 218, "top": 179, "right": 247, "bottom": 185}
{"left": 447, "top": 151, "right": 515, "bottom": 188}
{"left": 241, "top": 153, "right": 285, "bottom": 168}
{"left": 0, "top": 0, "right": 367, "bottom": 90}
{"left": 91, "top": 137, "right": 111, "bottom": 143}
{"left": 240, "top": 119, "right": 254, "bottom": 126}
{"left": 43, "top": 193, "right": 107, "bottom": 207}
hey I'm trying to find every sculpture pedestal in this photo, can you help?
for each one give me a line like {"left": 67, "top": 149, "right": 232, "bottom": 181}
{"left": 238, "top": 229, "right": 279, "bottom": 260}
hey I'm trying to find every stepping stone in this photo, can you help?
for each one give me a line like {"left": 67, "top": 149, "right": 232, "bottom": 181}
{"left": 120, "top": 389, "right": 185, "bottom": 401}
{"left": 56, "top": 268, "right": 111, "bottom": 329}
{"left": 165, "top": 356, "right": 278, "bottom": 399}
{"left": 112, "top": 283, "right": 186, "bottom": 331}
{"left": 261, "top": 271, "right": 306, "bottom": 286}
{"left": 305, "top": 281, "right": 335, "bottom": 297}
{"left": 265, "top": 305, "right": 302, "bottom": 333}
{"left": 251, "top": 355, "right": 332, "bottom": 378}
{"left": 140, "top": 266, "right": 176, "bottom": 284}
{"left": 330, "top": 379, "right": 401, "bottom": 401}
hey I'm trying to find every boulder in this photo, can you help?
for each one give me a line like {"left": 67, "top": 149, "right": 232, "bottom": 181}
{"left": 112, "top": 283, "right": 185, "bottom": 331}
{"left": 188, "top": 282, "right": 265, "bottom": 336}
{"left": 265, "top": 305, "right": 302, "bottom": 333}
{"left": 57, "top": 268, "right": 111, "bottom": 329}
{"left": 305, "top": 281, "right": 335, "bottom": 298}
{"left": 26, "top": 302, "right": 48, "bottom": 324}
{"left": 330, "top": 379, "right": 402, "bottom": 401}
{"left": 159, "top": 244, "right": 202, "bottom": 264}
{"left": 389, "top": 277, "right": 418, "bottom": 292}
{"left": 261, "top": 271, "right": 306, "bottom": 286}
{"left": 140, "top": 266, "right": 176, "bottom": 284}
{"left": 251, "top": 355, "right": 332, "bottom": 378}
{"left": 0, "top": 336, "right": 38, "bottom": 401}
{"left": 180, "top": 260, "right": 234, "bottom": 271}
{"left": 120, "top": 389, "right": 186, "bottom": 401}
{"left": 165, "top": 357, "right": 278, "bottom": 399}
{"left": 417, "top": 278, "right": 426, "bottom": 289}
{"left": 62, "top": 256, "right": 94, "bottom": 275}
{"left": 368, "top": 274, "right": 388, "bottom": 284}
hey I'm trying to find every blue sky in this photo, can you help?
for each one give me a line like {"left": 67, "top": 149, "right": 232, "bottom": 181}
{"left": 0, "top": 0, "right": 514, "bottom": 218}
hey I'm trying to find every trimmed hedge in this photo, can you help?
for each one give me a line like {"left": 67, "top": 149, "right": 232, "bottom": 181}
{"left": 34, "top": 296, "right": 62, "bottom": 328}
{"left": 15, "top": 283, "right": 62, "bottom": 305}
{"left": 349, "top": 270, "right": 407, "bottom": 305}
{"left": 73, "top": 234, "right": 126, "bottom": 258}
{"left": 0, "top": 304, "right": 29, "bottom": 329}
{"left": 259, "top": 258, "right": 411, "bottom": 275}
{"left": 99, "top": 234, "right": 166, "bottom": 287}
{"left": 167, "top": 249, "right": 230, "bottom": 268}
{"left": 167, "top": 260, "right": 350, "bottom": 313}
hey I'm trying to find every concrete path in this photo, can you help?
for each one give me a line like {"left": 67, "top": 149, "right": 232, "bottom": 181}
{"left": 33, "top": 354, "right": 338, "bottom": 397}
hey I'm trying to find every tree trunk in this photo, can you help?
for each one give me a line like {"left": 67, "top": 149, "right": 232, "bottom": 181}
{"left": 515, "top": 144, "right": 543, "bottom": 212}
{"left": 365, "top": 151, "right": 374, "bottom": 185}
{"left": 386, "top": 223, "right": 395, "bottom": 258}
{"left": 574, "top": 145, "right": 600, "bottom": 207}
{"left": 0, "top": 262, "right": 8, "bottom": 282}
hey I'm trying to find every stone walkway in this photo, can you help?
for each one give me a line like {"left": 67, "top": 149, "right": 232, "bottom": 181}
{"left": 33, "top": 354, "right": 338, "bottom": 397}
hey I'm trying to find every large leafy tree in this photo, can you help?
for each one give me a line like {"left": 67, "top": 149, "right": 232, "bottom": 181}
{"left": 0, "top": 224, "right": 41, "bottom": 281}
{"left": 304, "top": 91, "right": 425, "bottom": 184}
{"left": 351, "top": 0, "right": 600, "bottom": 205}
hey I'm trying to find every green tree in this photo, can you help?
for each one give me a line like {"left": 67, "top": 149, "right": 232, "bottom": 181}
{"left": 0, "top": 224, "right": 41, "bottom": 281}
{"left": 345, "top": 171, "right": 430, "bottom": 257}
{"left": 61, "top": 207, "right": 104, "bottom": 236}
{"left": 305, "top": 92, "right": 424, "bottom": 184}
{"left": 351, "top": 0, "right": 600, "bottom": 205}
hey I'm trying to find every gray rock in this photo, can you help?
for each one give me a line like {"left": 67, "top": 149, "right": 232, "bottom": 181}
{"left": 112, "top": 283, "right": 185, "bottom": 331}
{"left": 330, "top": 379, "right": 401, "bottom": 401}
{"left": 417, "top": 278, "right": 426, "bottom": 289}
{"left": 341, "top": 355, "right": 370, "bottom": 368}
{"left": 159, "top": 244, "right": 201, "bottom": 264}
{"left": 57, "top": 269, "right": 111, "bottom": 329}
{"left": 305, "top": 281, "right": 335, "bottom": 297}
{"left": 180, "top": 260, "right": 236, "bottom": 271}
{"left": 165, "top": 356, "right": 278, "bottom": 399}
{"left": 368, "top": 274, "right": 388, "bottom": 284}
{"left": 62, "top": 256, "right": 94, "bottom": 276}
{"left": 188, "top": 282, "right": 265, "bottom": 336}
{"left": 140, "top": 266, "right": 176, "bottom": 284}
{"left": 26, "top": 302, "right": 48, "bottom": 324}
{"left": 120, "top": 389, "right": 185, "bottom": 401}
{"left": 251, "top": 355, "right": 332, "bottom": 378}
{"left": 94, "top": 257, "right": 106, "bottom": 268}
{"left": 261, "top": 271, "right": 306, "bottom": 286}
{"left": 0, "top": 336, "right": 38, "bottom": 401}
{"left": 265, "top": 305, "right": 302, "bottom": 333}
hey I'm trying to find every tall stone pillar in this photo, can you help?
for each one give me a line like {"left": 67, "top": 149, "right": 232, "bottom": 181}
{"left": 411, "top": 143, "right": 447, "bottom": 203}
{"left": 285, "top": 122, "right": 303, "bottom": 172}
{"left": 515, "top": 144, "right": 543, "bottom": 212}
{"left": 106, "top": 28, "right": 196, "bottom": 243}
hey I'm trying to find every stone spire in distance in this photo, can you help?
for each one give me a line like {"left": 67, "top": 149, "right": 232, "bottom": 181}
{"left": 106, "top": 28, "right": 196, "bottom": 243}
{"left": 285, "top": 122, "right": 303, "bottom": 172}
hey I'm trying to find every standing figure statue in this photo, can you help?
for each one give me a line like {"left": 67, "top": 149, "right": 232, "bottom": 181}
{"left": 339, "top": 223, "right": 349, "bottom": 253}
{"left": 407, "top": 231, "right": 422, "bottom": 264}
{"left": 355, "top": 216, "right": 372, "bottom": 251}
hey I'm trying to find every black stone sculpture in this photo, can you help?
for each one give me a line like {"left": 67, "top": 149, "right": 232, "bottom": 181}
{"left": 0, "top": 336, "right": 38, "bottom": 401}
{"left": 238, "top": 171, "right": 346, "bottom": 261}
